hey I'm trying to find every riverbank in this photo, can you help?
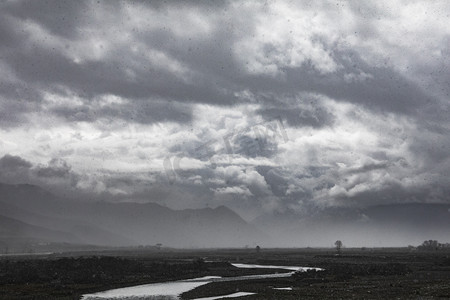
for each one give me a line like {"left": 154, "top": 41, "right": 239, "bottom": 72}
{"left": 1, "top": 248, "right": 449, "bottom": 299}
{"left": 82, "top": 263, "right": 322, "bottom": 299}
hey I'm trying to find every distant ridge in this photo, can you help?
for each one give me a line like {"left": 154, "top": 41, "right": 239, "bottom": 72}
{"left": 0, "top": 214, "right": 77, "bottom": 243}
{"left": 0, "top": 182, "right": 265, "bottom": 249}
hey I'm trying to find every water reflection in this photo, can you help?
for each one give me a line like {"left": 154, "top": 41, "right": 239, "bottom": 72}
{"left": 82, "top": 263, "right": 323, "bottom": 299}
{"left": 82, "top": 279, "right": 211, "bottom": 300}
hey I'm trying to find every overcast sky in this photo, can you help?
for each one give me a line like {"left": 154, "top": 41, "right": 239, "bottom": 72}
{"left": 0, "top": 0, "right": 449, "bottom": 219}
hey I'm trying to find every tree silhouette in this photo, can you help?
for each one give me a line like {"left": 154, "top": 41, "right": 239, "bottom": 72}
{"left": 334, "top": 240, "right": 343, "bottom": 254}
{"left": 419, "top": 240, "right": 440, "bottom": 251}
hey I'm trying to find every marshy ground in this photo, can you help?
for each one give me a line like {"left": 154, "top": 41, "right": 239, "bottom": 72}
{"left": 1, "top": 248, "right": 449, "bottom": 299}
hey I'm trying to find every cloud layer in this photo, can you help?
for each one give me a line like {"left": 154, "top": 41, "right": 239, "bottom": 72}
{"left": 0, "top": 0, "right": 449, "bottom": 219}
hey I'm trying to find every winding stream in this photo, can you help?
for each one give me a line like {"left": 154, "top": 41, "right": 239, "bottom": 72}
{"left": 81, "top": 263, "right": 323, "bottom": 300}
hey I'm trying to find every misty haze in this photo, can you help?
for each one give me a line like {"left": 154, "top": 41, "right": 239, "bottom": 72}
{"left": 0, "top": 1, "right": 449, "bottom": 299}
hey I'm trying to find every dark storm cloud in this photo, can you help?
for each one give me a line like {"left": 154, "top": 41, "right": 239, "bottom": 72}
{"left": 257, "top": 166, "right": 291, "bottom": 198}
{"left": 0, "top": 0, "right": 449, "bottom": 218}
{"left": 0, "top": 0, "right": 441, "bottom": 130}
{"left": 0, "top": 154, "right": 34, "bottom": 184}
{"left": 0, "top": 154, "right": 80, "bottom": 192}
{"left": 0, "top": 15, "right": 18, "bottom": 48}
{"left": 257, "top": 105, "right": 335, "bottom": 128}
{"left": 247, "top": 51, "right": 434, "bottom": 116}
{"left": 4, "top": 0, "right": 89, "bottom": 39}
{"left": 0, "top": 100, "right": 28, "bottom": 128}
{"left": 7, "top": 44, "right": 234, "bottom": 105}
{"left": 3, "top": 45, "right": 201, "bottom": 124}
{"left": 51, "top": 97, "right": 192, "bottom": 124}
{"left": 35, "top": 158, "right": 73, "bottom": 179}
{"left": 346, "top": 162, "right": 389, "bottom": 175}
{"left": 0, "top": 1, "right": 237, "bottom": 126}
{"left": 0, "top": 154, "right": 32, "bottom": 170}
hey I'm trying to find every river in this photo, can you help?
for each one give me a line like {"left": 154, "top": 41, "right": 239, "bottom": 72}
{"left": 81, "top": 263, "right": 323, "bottom": 300}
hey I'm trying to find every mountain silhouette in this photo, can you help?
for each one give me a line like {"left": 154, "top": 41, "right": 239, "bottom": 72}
{"left": 0, "top": 182, "right": 264, "bottom": 249}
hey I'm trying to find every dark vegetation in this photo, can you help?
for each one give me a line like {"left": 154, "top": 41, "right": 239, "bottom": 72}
{"left": 418, "top": 240, "right": 450, "bottom": 251}
{"left": 0, "top": 255, "right": 216, "bottom": 299}
{"left": 182, "top": 248, "right": 450, "bottom": 300}
{"left": 0, "top": 247, "right": 449, "bottom": 299}
{"left": 0, "top": 256, "right": 210, "bottom": 285}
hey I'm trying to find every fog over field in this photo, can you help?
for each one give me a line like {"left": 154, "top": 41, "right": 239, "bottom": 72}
{"left": 0, "top": 1, "right": 449, "bottom": 249}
